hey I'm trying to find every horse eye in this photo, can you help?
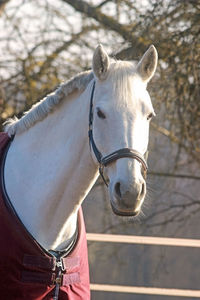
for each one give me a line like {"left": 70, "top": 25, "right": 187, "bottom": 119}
{"left": 97, "top": 108, "right": 106, "bottom": 119}
{"left": 147, "top": 113, "right": 153, "bottom": 121}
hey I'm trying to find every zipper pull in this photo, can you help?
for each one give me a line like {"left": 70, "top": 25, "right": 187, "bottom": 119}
{"left": 53, "top": 258, "right": 65, "bottom": 300}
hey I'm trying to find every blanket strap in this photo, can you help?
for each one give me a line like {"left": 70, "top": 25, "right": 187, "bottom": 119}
{"left": 22, "top": 254, "right": 81, "bottom": 288}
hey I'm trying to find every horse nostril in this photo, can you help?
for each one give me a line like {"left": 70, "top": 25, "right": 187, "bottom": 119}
{"left": 114, "top": 182, "right": 121, "bottom": 199}
{"left": 140, "top": 182, "right": 145, "bottom": 198}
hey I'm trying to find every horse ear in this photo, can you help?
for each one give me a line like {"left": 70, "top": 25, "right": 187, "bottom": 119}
{"left": 92, "top": 44, "right": 110, "bottom": 80}
{"left": 136, "top": 45, "right": 158, "bottom": 83}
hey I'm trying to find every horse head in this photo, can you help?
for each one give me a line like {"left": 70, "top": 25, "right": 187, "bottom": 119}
{"left": 90, "top": 44, "right": 158, "bottom": 217}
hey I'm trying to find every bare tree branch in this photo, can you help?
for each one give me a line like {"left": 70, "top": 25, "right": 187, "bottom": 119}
{"left": 0, "top": 0, "right": 10, "bottom": 16}
{"left": 151, "top": 122, "right": 200, "bottom": 164}
{"left": 62, "top": 0, "right": 148, "bottom": 56}
{"left": 148, "top": 172, "right": 200, "bottom": 181}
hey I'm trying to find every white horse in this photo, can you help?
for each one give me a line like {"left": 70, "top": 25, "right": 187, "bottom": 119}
{"left": 4, "top": 44, "right": 157, "bottom": 253}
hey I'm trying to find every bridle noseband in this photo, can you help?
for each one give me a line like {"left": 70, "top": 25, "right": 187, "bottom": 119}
{"left": 88, "top": 81, "right": 148, "bottom": 186}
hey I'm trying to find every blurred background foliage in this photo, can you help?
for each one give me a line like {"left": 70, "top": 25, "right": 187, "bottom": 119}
{"left": 0, "top": 0, "right": 199, "bottom": 164}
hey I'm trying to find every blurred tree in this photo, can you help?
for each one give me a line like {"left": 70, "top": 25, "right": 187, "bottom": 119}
{"left": 0, "top": 0, "right": 10, "bottom": 15}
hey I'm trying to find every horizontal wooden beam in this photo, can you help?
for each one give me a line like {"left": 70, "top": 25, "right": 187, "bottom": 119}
{"left": 90, "top": 284, "right": 200, "bottom": 297}
{"left": 87, "top": 233, "right": 200, "bottom": 248}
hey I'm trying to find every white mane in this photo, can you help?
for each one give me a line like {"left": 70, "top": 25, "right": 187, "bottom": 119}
{"left": 4, "top": 70, "right": 94, "bottom": 136}
{"left": 4, "top": 60, "right": 138, "bottom": 137}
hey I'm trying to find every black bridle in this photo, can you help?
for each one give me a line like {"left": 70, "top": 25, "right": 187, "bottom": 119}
{"left": 88, "top": 81, "right": 148, "bottom": 186}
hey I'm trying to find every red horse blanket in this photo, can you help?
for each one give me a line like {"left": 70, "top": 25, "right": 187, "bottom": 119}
{"left": 0, "top": 133, "right": 90, "bottom": 299}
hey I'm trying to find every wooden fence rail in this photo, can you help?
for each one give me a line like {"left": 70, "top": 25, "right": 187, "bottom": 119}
{"left": 87, "top": 233, "right": 200, "bottom": 247}
{"left": 90, "top": 284, "right": 200, "bottom": 297}
{"left": 87, "top": 233, "right": 200, "bottom": 297}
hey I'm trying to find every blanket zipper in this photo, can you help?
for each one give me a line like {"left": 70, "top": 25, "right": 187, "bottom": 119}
{"left": 53, "top": 258, "right": 65, "bottom": 300}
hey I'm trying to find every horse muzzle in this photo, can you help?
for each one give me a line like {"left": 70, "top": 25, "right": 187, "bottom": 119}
{"left": 109, "top": 178, "right": 146, "bottom": 217}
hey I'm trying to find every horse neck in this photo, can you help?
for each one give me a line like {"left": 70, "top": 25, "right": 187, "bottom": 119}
{"left": 4, "top": 81, "right": 99, "bottom": 251}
